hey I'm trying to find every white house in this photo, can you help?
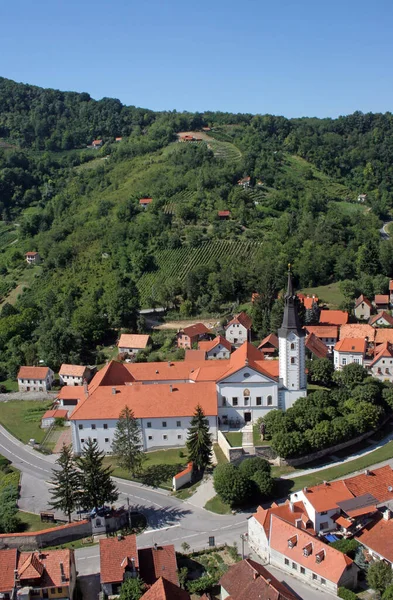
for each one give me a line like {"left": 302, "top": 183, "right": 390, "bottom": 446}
{"left": 25, "top": 251, "right": 41, "bottom": 265}
{"left": 117, "top": 334, "right": 151, "bottom": 355}
{"left": 198, "top": 335, "right": 231, "bottom": 359}
{"left": 369, "top": 311, "right": 393, "bottom": 328}
{"left": 17, "top": 366, "right": 54, "bottom": 392}
{"left": 354, "top": 294, "right": 372, "bottom": 321}
{"left": 368, "top": 342, "right": 393, "bottom": 382}
{"left": 59, "top": 364, "right": 92, "bottom": 386}
{"left": 333, "top": 338, "right": 366, "bottom": 370}
{"left": 225, "top": 312, "right": 252, "bottom": 346}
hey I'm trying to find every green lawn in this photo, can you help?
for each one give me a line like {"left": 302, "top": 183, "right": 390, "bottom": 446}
{"left": 0, "top": 400, "right": 53, "bottom": 444}
{"left": 0, "top": 379, "right": 18, "bottom": 392}
{"left": 283, "top": 439, "right": 393, "bottom": 494}
{"left": 224, "top": 432, "right": 242, "bottom": 447}
{"left": 299, "top": 282, "right": 345, "bottom": 309}
{"left": 204, "top": 495, "right": 232, "bottom": 514}
{"left": 17, "top": 511, "right": 61, "bottom": 532}
{"left": 213, "top": 444, "right": 228, "bottom": 465}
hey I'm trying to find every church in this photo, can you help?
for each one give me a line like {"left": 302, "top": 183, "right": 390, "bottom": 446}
{"left": 69, "top": 270, "right": 307, "bottom": 453}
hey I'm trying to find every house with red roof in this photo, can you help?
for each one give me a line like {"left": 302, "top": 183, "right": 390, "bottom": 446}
{"left": 356, "top": 511, "right": 393, "bottom": 566}
{"left": 369, "top": 311, "right": 393, "bottom": 328}
{"left": 41, "top": 408, "right": 68, "bottom": 428}
{"left": 198, "top": 335, "right": 231, "bottom": 359}
{"left": 374, "top": 294, "right": 390, "bottom": 310}
{"left": 0, "top": 548, "right": 76, "bottom": 600}
{"left": 100, "top": 535, "right": 139, "bottom": 596}
{"left": 220, "top": 558, "right": 298, "bottom": 600}
{"left": 117, "top": 334, "right": 151, "bottom": 355}
{"left": 369, "top": 341, "right": 393, "bottom": 382}
{"left": 25, "top": 251, "right": 41, "bottom": 265}
{"left": 218, "top": 210, "right": 231, "bottom": 219}
{"left": 333, "top": 337, "right": 366, "bottom": 370}
{"left": 139, "top": 198, "right": 153, "bottom": 209}
{"left": 59, "top": 364, "right": 93, "bottom": 386}
{"left": 225, "top": 312, "right": 252, "bottom": 346}
{"left": 237, "top": 176, "right": 251, "bottom": 188}
{"left": 268, "top": 515, "right": 358, "bottom": 594}
{"left": 17, "top": 366, "right": 54, "bottom": 392}
{"left": 176, "top": 323, "right": 212, "bottom": 349}
{"left": 319, "top": 310, "right": 349, "bottom": 326}
{"left": 298, "top": 294, "right": 319, "bottom": 311}
{"left": 258, "top": 333, "right": 279, "bottom": 356}
{"left": 303, "top": 325, "right": 338, "bottom": 351}
{"left": 305, "top": 332, "right": 329, "bottom": 359}
{"left": 354, "top": 294, "right": 373, "bottom": 321}
{"left": 140, "top": 578, "right": 190, "bottom": 600}
{"left": 92, "top": 139, "right": 103, "bottom": 148}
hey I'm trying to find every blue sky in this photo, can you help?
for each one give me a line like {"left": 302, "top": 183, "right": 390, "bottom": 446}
{"left": 1, "top": 0, "right": 393, "bottom": 118}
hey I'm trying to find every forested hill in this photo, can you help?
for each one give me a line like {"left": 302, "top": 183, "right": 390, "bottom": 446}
{"left": 0, "top": 76, "right": 393, "bottom": 373}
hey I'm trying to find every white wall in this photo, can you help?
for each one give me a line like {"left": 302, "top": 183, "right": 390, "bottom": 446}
{"left": 279, "top": 332, "right": 306, "bottom": 392}
{"left": 248, "top": 516, "right": 270, "bottom": 562}
{"left": 18, "top": 370, "right": 54, "bottom": 392}
{"left": 269, "top": 548, "right": 339, "bottom": 595}
{"left": 119, "top": 346, "right": 143, "bottom": 354}
{"left": 225, "top": 324, "right": 248, "bottom": 345}
{"left": 289, "top": 490, "right": 337, "bottom": 532}
{"left": 71, "top": 415, "right": 217, "bottom": 454}
{"left": 334, "top": 351, "right": 363, "bottom": 371}
{"left": 206, "top": 345, "right": 230, "bottom": 360}
{"left": 60, "top": 374, "right": 84, "bottom": 386}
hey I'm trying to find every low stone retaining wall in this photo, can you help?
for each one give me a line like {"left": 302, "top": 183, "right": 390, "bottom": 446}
{"left": 217, "top": 430, "right": 244, "bottom": 462}
{"left": 0, "top": 520, "right": 91, "bottom": 550}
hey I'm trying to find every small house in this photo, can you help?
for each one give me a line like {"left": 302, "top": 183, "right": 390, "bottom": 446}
{"left": 25, "top": 251, "right": 41, "bottom": 265}
{"left": 198, "top": 335, "right": 231, "bottom": 359}
{"left": 179, "top": 134, "right": 194, "bottom": 142}
{"left": 57, "top": 385, "right": 86, "bottom": 416}
{"left": 319, "top": 310, "right": 348, "bottom": 327}
{"left": 218, "top": 210, "right": 231, "bottom": 220}
{"left": 358, "top": 193, "right": 367, "bottom": 202}
{"left": 354, "top": 294, "right": 372, "bottom": 321}
{"left": 92, "top": 139, "right": 103, "bottom": 148}
{"left": 225, "top": 312, "right": 252, "bottom": 346}
{"left": 220, "top": 559, "right": 297, "bottom": 600}
{"left": 115, "top": 137, "right": 122, "bottom": 142}
{"left": 237, "top": 176, "right": 251, "bottom": 188}
{"left": 369, "top": 342, "right": 393, "bottom": 382}
{"left": 17, "top": 366, "right": 54, "bottom": 392}
{"left": 59, "top": 364, "right": 93, "bottom": 386}
{"left": 177, "top": 323, "right": 211, "bottom": 349}
{"left": 41, "top": 408, "right": 68, "bottom": 428}
{"left": 139, "top": 197, "right": 153, "bottom": 209}
{"left": 100, "top": 535, "right": 139, "bottom": 596}
{"left": 257, "top": 333, "right": 279, "bottom": 356}
{"left": 304, "top": 325, "right": 338, "bottom": 351}
{"left": 334, "top": 338, "right": 366, "bottom": 370}
{"left": 374, "top": 294, "right": 390, "bottom": 311}
{"left": 117, "top": 334, "right": 151, "bottom": 355}
{"left": 369, "top": 311, "right": 393, "bottom": 328}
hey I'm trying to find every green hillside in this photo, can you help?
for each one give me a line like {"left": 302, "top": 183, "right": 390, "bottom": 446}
{"left": 0, "top": 77, "right": 393, "bottom": 373}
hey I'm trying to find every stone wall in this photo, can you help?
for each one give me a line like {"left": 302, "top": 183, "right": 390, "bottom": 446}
{"left": 217, "top": 430, "right": 244, "bottom": 462}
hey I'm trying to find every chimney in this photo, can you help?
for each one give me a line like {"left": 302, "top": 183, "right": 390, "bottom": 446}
{"left": 253, "top": 571, "right": 259, "bottom": 580}
{"left": 365, "top": 469, "right": 370, "bottom": 476}
{"left": 170, "top": 385, "right": 173, "bottom": 393}
{"left": 168, "top": 361, "right": 171, "bottom": 367}
{"left": 112, "top": 387, "right": 116, "bottom": 395}
{"left": 60, "top": 562, "right": 66, "bottom": 583}
{"left": 384, "top": 509, "right": 392, "bottom": 521}
{"left": 289, "top": 501, "right": 294, "bottom": 513}
{"left": 154, "top": 543, "right": 158, "bottom": 551}
{"left": 83, "top": 379, "right": 88, "bottom": 398}
{"left": 323, "top": 480, "right": 328, "bottom": 486}
{"left": 131, "top": 557, "right": 136, "bottom": 573}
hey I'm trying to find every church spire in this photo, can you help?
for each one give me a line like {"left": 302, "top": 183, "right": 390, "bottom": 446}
{"left": 278, "top": 264, "right": 303, "bottom": 335}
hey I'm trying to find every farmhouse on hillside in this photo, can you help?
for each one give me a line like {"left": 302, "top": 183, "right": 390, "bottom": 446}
{"left": 225, "top": 311, "right": 252, "bottom": 346}
{"left": 117, "top": 334, "right": 151, "bottom": 355}
{"left": 59, "top": 364, "right": 93, "bottom": 386}
{"left": 176, "top": 323, "right": 211, "bottom": 349}
{"left": 17, "top": 366, "right": 54, "bottom": 392}
{"left": 25, "top": 251, "right": 41, "bottom": 265}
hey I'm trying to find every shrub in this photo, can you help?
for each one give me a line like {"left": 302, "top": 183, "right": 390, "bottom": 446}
{"left": 239, "top": 457, "right": 271, "bottom": 478}
{"left": 251, "top": 471, "right": 274, "bottom": 498}
{"left": 186, "top": 575, "right": 216, "bottom": 594}
{"left": 213, "top": 464, "right": 251, "bottom": 506}
{"left": 337, "top": 587, "right": 358, "bottom": 600}
{"left": 330, "top": 539, "right": 360, "bottom": 557}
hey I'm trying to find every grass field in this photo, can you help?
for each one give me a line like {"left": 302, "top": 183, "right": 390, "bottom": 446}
{"left": 17, "top": 511, "right": 60, "bottom": 532}
{"left": 224, "top": 432, "right": 242, "bottom": 447}
{"left": 0, "top": 379, "right": 18, "bottom": 392}
{"left": 213, "top": 444, "right": 228, "bottom": 465}
{"left": 204, "top": 495, "right": 232, "bottom": 514}
{"left": 299, "top": 282, "right": 345, "bottom": 308}
{"left": 0, "top": 400, "right": 53, "bottom": 444}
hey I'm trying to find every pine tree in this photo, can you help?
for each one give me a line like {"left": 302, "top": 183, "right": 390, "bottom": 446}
{"left": 49, "top": 445, "right": 80, "bottom": 522}
{"left": 111, "top": 406, "right": 145, "bottom": 476}
{"left": 186, "top": 405, "right": 212, "bottom": 472}
{"left": 76, "top": 439, "right": 119, "bottom": 511}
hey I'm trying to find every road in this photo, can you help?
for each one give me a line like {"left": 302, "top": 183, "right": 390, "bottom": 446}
{"left": 0, "top": 424, "right": 342, "bottom": 600}
{"left": 380, "top": 220, "right": 393, "bottom": 239}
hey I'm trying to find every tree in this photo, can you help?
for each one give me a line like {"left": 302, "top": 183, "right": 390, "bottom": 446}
{"left": 308, "top": 358, "right": 334, "bottom": 387}
{"left": 213, "top": 464, "right": 252, "bottom": 506}
{"left": 367, "top": 560, "right": 393, "bottom": 595}
{"left": 333, "top": 363, "right": 368, "bottom": 389}
{"left": 271, "top": 430, "right": 310, "bottom": 458}
{"left": 111, "top": 406, "right": 145, "bottom": 476}
{"left": 118, "top": 577, "right": 145, "bottom": 600}
{"left": 382, "top": 585, "right": 393, "bottom": 600}
{"left": 0, "top": 485, "right": 20, "bottom": 533}
{"left": 186, "top": 405, "right": 212, "bottom": 472}
{"left": 76, "top": 439, "right": 119, "bottom": 510}
{"left": 49, "top": 444, "right": 80, "bottom": 522}
{"left": 251, "top": 471, "right": 274, "bottom": 498}
{"left": 239, "top": 457, "right": 271, "bottom": 478}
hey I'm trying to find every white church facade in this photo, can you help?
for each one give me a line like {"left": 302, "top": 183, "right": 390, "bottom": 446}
{"left": 69, "top": 270, "right": 307, "bottom": 453}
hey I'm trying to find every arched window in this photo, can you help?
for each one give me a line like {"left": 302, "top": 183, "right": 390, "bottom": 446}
{"left": 291, "top": 357, "right": 296, "bottom": 365}
{"left": 290, "top": 343, "right": 295, "bottom": 350}
{"left": 267, "top": 395, "right": 273, "bottom": 406}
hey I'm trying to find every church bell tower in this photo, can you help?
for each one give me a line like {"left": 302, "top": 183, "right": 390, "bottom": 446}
{"left": 278, "top": 265, "right": 307, "bottom": 408}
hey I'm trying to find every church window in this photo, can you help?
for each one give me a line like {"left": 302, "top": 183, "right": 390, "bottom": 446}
{"left": 244, "top": 397, "right": 250, "bottom": 406}
{"left": 256, "top": 397, "right": 262, "bottom": 405}
{"left": 267, "top": 396, "right": 273, "bottom": 406}
{"left": 232, "top": 397, "right": 238, "bottom": 406}
{"left": 290, "top": 343, "right": 295, "bottom": 350}
{"left": 291, "top": 357, "right": 296, "bottom": 365}
{"left": 222, "top": 397, "right": 227, "bottom": 406}
{"left": 244, "top": 372, "right": 250, "bottom": 378}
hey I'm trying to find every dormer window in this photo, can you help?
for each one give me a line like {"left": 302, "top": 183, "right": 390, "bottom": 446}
{"left": 303, "top": 543, "right": 313, "bottom": 557}
{"left": 288, "top": 535, "right": 297, "bottom": 548}
{"left": 315, "top": 550, "right": 325, "bottom": 563}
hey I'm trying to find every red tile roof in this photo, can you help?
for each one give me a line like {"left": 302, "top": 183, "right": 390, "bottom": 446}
{"left": 355, "top": 294, "right": 372, "bottom": 309}
{"left": 225, "top": 311, "right": 252, "bottom": 330}
{"left": 334, "top": 338, "right": 366, "bottom": 353}
{"left": 304, "top": 325, "right": 338, "bottom": 339}
{"left": 369, "top": 341, "right": 393, "bottom": 367}
{"left": 181, "top": 323, "right": 211, "bottom": 337}
{"left": 390, "top": 280, "right": 393, "bottom": 291}
{"left": 319, "top": 310, "right": 349, "bottom": 326}
{"left": 59, "top": 364, "right": 87, "bottom": 377}
{"left": 258, "top": 333, "right": 279, "bottom": 351}
{"left": 339, "top": 323, "right": 375, "bottom": 340}
{"left": 252, "top": 501, "right": 311, "bottom": 539}
{"left": 294, "top": 480, "right": 354, "bottom": 512}
{"left": 217, "top": 342, "right": 278, "bottom": 382}
{"left": 375, "top": 329, "right": 393, "bottom": 345}
{"left": 344, "top": 465, "right": 393, "bottom": 503}
{"left": 100, "top": 535, "right": 138, "bottom": 584}
{"left": 219, "top": 559, "right": 298, "bottom": 600}
{"left": 306, "top": 333, "right": 329, "bottom": 359}
{"left": 92, "top": 139, "right": 102, "bottom": 145}
{"left": 0, "top": 549, "right": 18, "bottom": 592}
{"left": 25, "top": 251, "right": 39, "bottom": 256}
{"left": 356, "top": 514, "right": 393, "bottom": 562}
{"left": 140, "top": 577, "right": 190, "bottom": 600}
{"left": 17, "top": 549, "right": 73, "bottom": 589}
{"left": 375, "top": 295, "right": 389, "bottom": 304}
{"left": 118, "top": 334, "right": 150, "bottom": 349}
{"left": 138, "top": 545, "right": 178, "bottom": 586}
{"left": 57, "top": 385, "right": 86, "bottom": 401}
{"left": 198, "top": 335, "right": 231, "bottom": 353}
{"left": 70, "top": 381, "right": 218, "bottom": 421}
{"left": 299, "top": 295, "right": 319, "bottom": 310}
{"left": 218, "top": 210, "right": 231, "bottom": 217}
{"left": 17, "top": 366, "right": 51, "bottom": 380}
{"left": 335, "top": 516, "right": 352, "bottom": 529}
{"left": 139, "top": 198, "right": 153, "bottom": 205}
{"left": 184, "top": 349, "right": 206, "bottom": 361}
{"left": 42, "top": 409, "right": 68, "bottom": 420}
{"left": 269, "top": 515, "right": 354, "bottom": 584}
{"left": 238, "top": 176, "right": 251, "bottom": 184}
{"left": 369, "top": 311, "right": 393, "bottom": 326}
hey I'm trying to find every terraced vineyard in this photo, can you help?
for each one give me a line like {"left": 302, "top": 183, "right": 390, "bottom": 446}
{"left": 206, "top": 139, "right": 242, "bottom": 163}
{"left": 0, "top": 223, "right": 18, "bottom": 250}
{"left": 163, "top": 189, "right": 196, "bottom": 214}
{"left": 137, "top": 239, "right": 260, "bottom": 306}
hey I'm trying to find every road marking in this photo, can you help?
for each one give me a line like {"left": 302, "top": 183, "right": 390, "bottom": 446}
{"left": 0, "top": 443, "right": 51, "bottom": 473}
{"left": 142, "top": 524, "right": 180, "bottom": 534}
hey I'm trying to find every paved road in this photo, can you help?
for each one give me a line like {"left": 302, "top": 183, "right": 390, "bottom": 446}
{"left": 380, "top": 220, "right": 393, "bottom": 239}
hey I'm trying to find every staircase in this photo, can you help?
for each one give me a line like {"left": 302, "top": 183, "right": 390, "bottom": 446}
{"left": 242, "top": 423, "right": 254, "bottom": 448}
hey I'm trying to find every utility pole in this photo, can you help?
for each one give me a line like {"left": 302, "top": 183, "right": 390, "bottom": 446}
{"left": 127, "top": 496, "right": 132, "bottom": 530}
{"left": 240, "top": 533, "right": 248, "bottom": 559}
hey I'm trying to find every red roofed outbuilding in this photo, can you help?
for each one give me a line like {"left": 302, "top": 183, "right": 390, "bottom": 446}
{"left": 374, "top": 294, "right": 389, "bottom": 310}
{"left": 258, "top": 333, "right": 279, "bottom": 356}
{"left": 177, "top": 323, "right": 212, "bottom": 349}
{"left": 319, "top": 310, "right": 348, "bottom": 326}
